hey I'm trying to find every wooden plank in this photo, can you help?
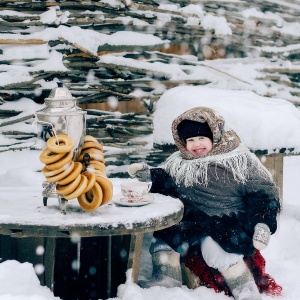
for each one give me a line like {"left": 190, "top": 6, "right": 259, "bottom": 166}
{"left": 53, "top": 237, "right": 79, "bottom": 299}
{"left": 257, "top": 153, "right": 284, "bottom": 200}
{"left": 0, "top": 39, "right": 46, "bottom": 44}
{"left": 43, "top": 237, "right": 56, "bottom": 290}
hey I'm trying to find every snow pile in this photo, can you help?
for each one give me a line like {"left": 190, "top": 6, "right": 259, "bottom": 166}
{"left": 0, "top": 260, "right": 61, "bottom": 300}
{"left": 153, "top": 86, "right": 300, "bottom": 152}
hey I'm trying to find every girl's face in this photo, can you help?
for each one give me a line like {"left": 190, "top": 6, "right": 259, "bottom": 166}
{"left": 186, "top": 136, "right": 213, "bottom": 157}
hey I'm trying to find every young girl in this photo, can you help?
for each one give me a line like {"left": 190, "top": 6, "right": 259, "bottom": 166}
{"left": 128, "top": 107, "right": 281, "bottom": 300}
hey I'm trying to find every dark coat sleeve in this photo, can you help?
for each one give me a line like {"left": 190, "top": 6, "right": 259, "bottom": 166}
{"left": 150, "top": 168, "right": 211, "bottom": 253}
{"left": 149, "top": 167, "right": 179, "bottom": 198}
{"left": 243, "top": 170, "right": 281, "bottom": 235}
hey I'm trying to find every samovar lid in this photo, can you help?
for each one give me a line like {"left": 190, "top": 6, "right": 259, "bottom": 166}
{"left": 45, "top": 82, "right": 76, "bottom": 102}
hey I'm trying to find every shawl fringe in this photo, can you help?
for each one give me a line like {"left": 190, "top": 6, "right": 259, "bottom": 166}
{"left": 164, "top": 144, "right": 272, "bottom": 187}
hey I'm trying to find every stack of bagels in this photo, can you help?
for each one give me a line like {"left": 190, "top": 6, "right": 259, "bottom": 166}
{"left": 39, "top": 134, "right": 113, "bottom": 212}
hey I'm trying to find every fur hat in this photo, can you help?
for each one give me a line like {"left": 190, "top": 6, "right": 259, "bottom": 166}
{"left": 177, "top": 120, "right": 213, "bottom": 142}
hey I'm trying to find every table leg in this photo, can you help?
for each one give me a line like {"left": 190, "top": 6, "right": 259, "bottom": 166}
{"left": 44, "top": 237, "right": 56, "bottom": 290}
{"left": 127, "top": 233, "right": 144, "bottom": 283}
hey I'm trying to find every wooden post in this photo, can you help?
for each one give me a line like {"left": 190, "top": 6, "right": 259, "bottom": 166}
{"left": 257, "top": 153, "right": 284, "bottom": 201}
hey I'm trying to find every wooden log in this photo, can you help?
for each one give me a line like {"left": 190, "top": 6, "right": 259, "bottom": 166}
{"left": 59, "top": 37, "right": 99, "bottom": 61}
{"left": 0, "top": 15, "right": 40, "bottom": 22}
{"left": 259, "top": 67, "right": 300, "bottom": 74}
{"left": 1, "top": 130, "right": 36, "bottom": 137}
{"left": 259, "top": 46, "right": 300, "bottom": 56}
{"left": 96, "top": 43, "right": 167, "bottom": 53}
{"left": 77, "top": 90, "right": 136, "bottom": 104}
{"left": 85, "top": 109, "right": 119, "bottom": 116}
{"left": 0, "top": 114, "right": 34, "bottom": 128}
{"left": 101, "top": 78, "right": 210, "bottom": 87}
{"left": 95, "top": 61, "right": 171, "bottom": 79}
{"left": 87, "top": 116, "right": 152, "bottom": 126}
{"left": 106, "top": 124, "right": 152, "bottom": 135}
{"left": 0, "top": 109, "right": 22, "bottom": 118}
{"left": 0, "top": 38, "right": 46, "bottom": 44}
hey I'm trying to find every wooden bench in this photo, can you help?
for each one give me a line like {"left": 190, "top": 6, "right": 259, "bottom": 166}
{"left": 255, "top": 149, "right": 298, "bottom": 202}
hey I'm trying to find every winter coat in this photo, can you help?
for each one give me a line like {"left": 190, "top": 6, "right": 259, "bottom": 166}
{"left": 151, "top": 107, "right": 281, "bottom": 257}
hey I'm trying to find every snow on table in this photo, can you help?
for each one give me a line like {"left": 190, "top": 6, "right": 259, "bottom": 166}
{"left": 0, "top": 179, "right": 183, "bottom": 237}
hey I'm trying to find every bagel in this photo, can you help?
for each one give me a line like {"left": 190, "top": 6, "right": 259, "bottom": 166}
{"left": 64, "top": 175, "right": 88, "bottom": 200}
{"left": 94, "top": 170, "right": 107, "bottom": 178}
{"left": 82, "top": 141, "right": 103, "bottom": 152}
{"left": 86, "top": 189, "right": 94, "bottom": 202}
{"left": 45, "top": 151, "right": 73, "bottom": 171}
{"left": 88, "top": 160, "right": 106, "bottom": 173}
{"left": 42, "top": 161, "right": 73, "bottom": 177}
{"left": 39, "top": 148, "right": 66, "bottom": 165}
{"left": 84, "top": 135, "right": 99, "bottom": 143}
{"left": 95, "top": 173, "right": 113, "bottom": 205}
{"left": 56, "top": 162, "right": 83, "bottom": 185}
{"left": 47, "top": 134, "right": 74, "bottom": 153}
{"left": 82, "top": 170, "right": 96, "bottom": 193}
{"left": 45, "top": 161, "right": 75, "bottom": 183}
{"left": 78, "top": 181, "right": 103, "bottom": 212}
{"left": 78, "top": 148, "right": 104, "bottom": 163}
{"left": 56, "top": 173, "right": 81, "bottom": 196}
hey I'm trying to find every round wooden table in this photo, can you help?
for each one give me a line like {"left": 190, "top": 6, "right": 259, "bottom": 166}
{"left": 0, "top": 184, "right": 183, "bottom": 299}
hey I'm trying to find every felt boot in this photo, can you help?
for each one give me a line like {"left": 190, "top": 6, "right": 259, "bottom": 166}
{"left": 221, "top": 260, "right": 262, "bottom": 300}
{"left": 138, "top": 238, "right": 182, "bottom": 288}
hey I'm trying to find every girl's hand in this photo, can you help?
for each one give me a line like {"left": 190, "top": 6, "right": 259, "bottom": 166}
{"left": 253, "top": 223, "right": 271, "bottom": 250}
{"left": 128, "top": 163, "right": 151, "bottom": 182}
{"left": 128, "top": 163, "right": 144, "bottom": 177}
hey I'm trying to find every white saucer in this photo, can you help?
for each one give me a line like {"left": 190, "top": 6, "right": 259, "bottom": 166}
{"left": 114, "top": 194, "right": 153, "bottom": 207}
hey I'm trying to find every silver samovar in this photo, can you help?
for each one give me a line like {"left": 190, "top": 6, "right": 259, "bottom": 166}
{"left": 35, "top": 82, "right": 86, "bottom": 214}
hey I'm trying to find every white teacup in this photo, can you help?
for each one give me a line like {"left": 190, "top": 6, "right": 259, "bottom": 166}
{"left": 120, "top": 182, "right": 152, "bottom": 202}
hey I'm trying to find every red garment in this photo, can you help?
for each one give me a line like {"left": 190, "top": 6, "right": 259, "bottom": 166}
{"left": 183, "top": 248, "right": 282, "bottom": 297}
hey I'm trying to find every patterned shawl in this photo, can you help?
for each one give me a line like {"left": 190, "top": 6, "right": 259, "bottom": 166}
{"left": 165, "top": 107, "right": 272, "bottom": 187}
{"left": 172, "top": 106, "right": 240, "bottom": 159}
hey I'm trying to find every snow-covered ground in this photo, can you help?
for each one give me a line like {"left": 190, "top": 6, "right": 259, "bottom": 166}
{"left": 0, "top": 146, "right": 300, "bottom": 300}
